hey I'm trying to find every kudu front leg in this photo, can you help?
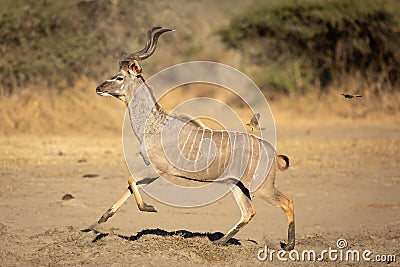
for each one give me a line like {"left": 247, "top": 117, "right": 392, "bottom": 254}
{"left": 127, "top": 176, "right": 157, "bottom": 212}
{"left": 90, "top": 176, "right": 156, "bottom": 230}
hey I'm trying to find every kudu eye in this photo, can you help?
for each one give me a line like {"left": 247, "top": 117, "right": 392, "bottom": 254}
{"left": 116, "top": 76, "right": 123, "bottom": 81}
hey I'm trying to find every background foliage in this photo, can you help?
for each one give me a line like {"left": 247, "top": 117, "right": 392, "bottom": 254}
{"left": 0, "top": 0, "right": 399, "bottom": 94}
{"left": 217, "top": 0, "right": 400, "bottom": 94}
{"left": 0, "top": 0, "right": 152, "bottom": 93}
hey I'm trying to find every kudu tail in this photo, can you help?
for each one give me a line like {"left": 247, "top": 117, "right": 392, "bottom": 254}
{"left": 277, "top": 154, "right": 290, "bottom": 171}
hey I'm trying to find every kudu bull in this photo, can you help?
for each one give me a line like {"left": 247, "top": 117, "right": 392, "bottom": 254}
{"left": 92, "top": 27, "right": 295, "bottom": 249}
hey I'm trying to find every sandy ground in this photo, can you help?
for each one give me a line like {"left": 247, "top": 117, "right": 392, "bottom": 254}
{"left": 1, "top": 116, "right": 399, "bottom": 266}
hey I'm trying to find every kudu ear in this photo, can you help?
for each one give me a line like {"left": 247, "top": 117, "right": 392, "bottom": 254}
{"left": 129, "top": 60, "right": 142, "bottom": 75}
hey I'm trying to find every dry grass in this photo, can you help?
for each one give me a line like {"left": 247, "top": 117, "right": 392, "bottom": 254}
{"left": 0, "top": 78, "right": 124, "bottom": 136}
{"left": 1, "top": 77, "right": 398, "bottom": 136}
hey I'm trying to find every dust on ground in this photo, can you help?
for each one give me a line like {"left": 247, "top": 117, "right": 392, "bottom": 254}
{"left": 1, "top": 106, "right": 399, "bottom": 265}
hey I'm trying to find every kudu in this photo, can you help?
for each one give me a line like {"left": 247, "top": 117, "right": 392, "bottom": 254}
{"left": 92, "top": 27, "right": 295, "bottom": 250}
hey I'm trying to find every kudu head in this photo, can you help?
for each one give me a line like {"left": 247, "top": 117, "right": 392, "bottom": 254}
{"left": 95, "top": 27, "right": 173, "bottom": 102}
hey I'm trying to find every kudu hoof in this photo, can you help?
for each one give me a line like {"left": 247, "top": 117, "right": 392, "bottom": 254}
{"left": 139, "top": 203, "right": 157, "bottom": 212}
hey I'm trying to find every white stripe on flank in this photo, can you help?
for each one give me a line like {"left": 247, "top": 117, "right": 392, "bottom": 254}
{"left": 196, "top": 129, "right": 205, "bottom": 158}
{"left": 180, "top": 127, "right": 196, "bottom": 163}
{"left": 248, "top": 135, "right": 254, "bottom": 179}
{"left": 223, "top": 132, "right": 231, "bottom": 172}
{"left": 194, "top": 129, "right": 205, "bottom": 171}
{"left": 206, "top": 130, "right": 213, "bottom": 176}
{"left": 187, "top": 129, "right": 198, "bottom": 160}
{"left": 240, "top": 134, "right": 245, "bottom": 176}
{"left": 229, "top": 132, "right": 237, "bottom": 173}
{"left": 217, "top": 131, "right": 224, "bottom": 174}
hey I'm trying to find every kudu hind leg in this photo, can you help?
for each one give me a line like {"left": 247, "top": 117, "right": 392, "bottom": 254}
{"left": 214, "top": 182, "right": 256, "bottom": 245}
{"left": 278, "top": 190, "right": 295, "bottom": 250}
{"left": 264, "top": 188, "right": 295, "bottom": 250}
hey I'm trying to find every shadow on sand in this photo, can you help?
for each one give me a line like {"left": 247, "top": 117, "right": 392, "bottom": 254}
{"left": 82, "top": 228, "right": 241, "bottom": 245}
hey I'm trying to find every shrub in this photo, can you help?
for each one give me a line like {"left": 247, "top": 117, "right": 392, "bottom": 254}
{"left": 217, "top": 0, "right": 400, "bottom": 93}
{"left": 0, "top": 0, "right": 149, "bottom": 94}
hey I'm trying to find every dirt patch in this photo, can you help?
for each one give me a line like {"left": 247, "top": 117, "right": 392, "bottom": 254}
{"left": 1, "top": 78, "right": 400, "bottom": 265}
{"left": 1, "top": 115, "right": 399, "bottom": 265}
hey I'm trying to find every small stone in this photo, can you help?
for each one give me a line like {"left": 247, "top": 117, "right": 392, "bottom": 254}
{"left": 82, "top": 174, "right": 99, "bottom": 178}
{"left": 62, "top": 194, "right": 74, "bottom": 201}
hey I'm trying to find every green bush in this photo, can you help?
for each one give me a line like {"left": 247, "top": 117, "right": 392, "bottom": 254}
{"left": 0, "top": 0, "right": 150, "bottom": 93}
{"left": 217, "top": 0, "right": 400, "bottom": 93}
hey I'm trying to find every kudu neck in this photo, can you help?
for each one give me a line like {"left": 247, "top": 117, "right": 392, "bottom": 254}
{"left": 125, "top": 78, "right": 166, "bottom": 142}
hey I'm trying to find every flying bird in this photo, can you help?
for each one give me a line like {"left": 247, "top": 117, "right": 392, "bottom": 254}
{"left": 341, "top": 93, "right": 363, "bottom": 99}
{"left": 246, "top": 113, "right": 265, "bottom": 131}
